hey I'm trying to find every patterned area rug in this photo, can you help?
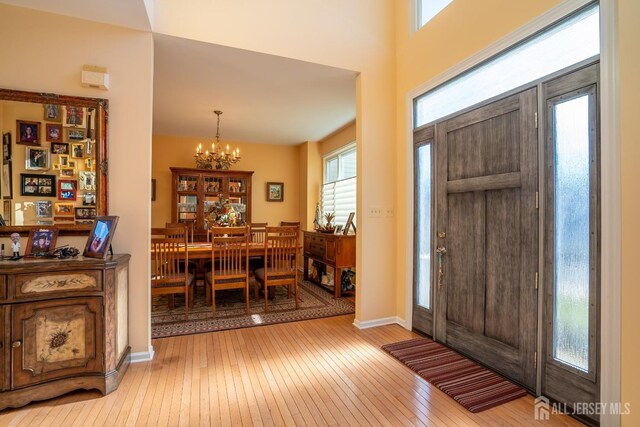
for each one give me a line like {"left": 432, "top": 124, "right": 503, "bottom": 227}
{"left": 152, "top": 280, "right": 354, "bottom": 338}
{"left": 382, "top": 337, "right": 527, "bottom": 413}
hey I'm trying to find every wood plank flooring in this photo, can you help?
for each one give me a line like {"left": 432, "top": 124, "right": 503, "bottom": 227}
{"left": 0, "top": 315, "right": 583, "bottom": 426}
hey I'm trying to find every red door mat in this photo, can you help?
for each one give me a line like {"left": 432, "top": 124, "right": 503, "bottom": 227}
{"left": 382, "top": 337, "right": 527, "bottom": 413}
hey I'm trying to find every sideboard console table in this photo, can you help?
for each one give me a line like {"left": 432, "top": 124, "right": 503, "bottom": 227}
{"left": 303, "top": 231, "right": 355, "bottom": 298}
{"left": 0, "top": 254, "right": 130, "bottom": 411}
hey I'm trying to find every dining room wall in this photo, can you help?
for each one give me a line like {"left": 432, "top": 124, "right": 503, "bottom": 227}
{"left": 152, "top": 134, "right": 300, "bottom": 228}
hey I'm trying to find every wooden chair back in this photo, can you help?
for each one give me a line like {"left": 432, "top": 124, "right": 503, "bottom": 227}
{"left": 166, "top": 221, "right": 194, "bottom": 243}
{"left": 209, "top": 226, "right": 250, "bottom": 314}
{"left": 249, "top": 222, "right": 268, "bottom": 243}
{"left": 280, "top": 221, "right": 300, "bottom": 227}
{"left": 256, "top": 226, "right": 299, "bottom": 311}
{"left": 151, "top": 227, "right": 192, "bottom": 318}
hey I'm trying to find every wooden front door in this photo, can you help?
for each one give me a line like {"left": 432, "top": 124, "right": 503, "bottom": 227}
{"left": 434, "top": 88, "right": 538, "bottom": 389}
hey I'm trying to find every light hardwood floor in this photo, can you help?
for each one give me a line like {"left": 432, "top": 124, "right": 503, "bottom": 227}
{"left": 0, "top": 315, "right": 582, "bottom": 426}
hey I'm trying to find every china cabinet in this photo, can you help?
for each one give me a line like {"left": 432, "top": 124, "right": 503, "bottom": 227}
{"left": 170, "top": 167, "right": 253, "bottom": 240}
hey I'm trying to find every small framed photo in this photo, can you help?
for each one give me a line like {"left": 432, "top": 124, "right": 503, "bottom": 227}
{"left": 25, "top": 227, "right": 59, "bottom": 256}
{"left": 68, "top": 160, "right": 77, "bottom": 169}
{"left": 21, "top": 174, "right": 56, "bottom": 197}
{"left": 66, "top": 128, "right": 86, "bottom": 141}
{"left": 83, "top": 216, "right": 119, "bottom": 258}
{"left": 59, "top": 167, "right": 75, "bottom": 178}
{"left": 344, "top": 212, "right": 356, "bottom": 235}
{"left": 43, "top": 104, "right": 62, "bottom": 122}
{"left": 57, "top": 179, "right": 77, "bottom": 201}
{"left": 85, "top": 158, "right": 94, "bottom": 171}
{"left": 51, "top": 142, "right": 69, "bottom": 155}
{"left": 16, "top": 120, "right": 40, "bottom": 145}
{"left": 71, "top": 143, "right": 85, "bottom": 158}
{"left": 63, "top": 106, "right": 86, "bottom": 127}
{"left": 82, "top": 192, "right": 96, "bottom": 206}
{"left": 54, "top": 202, "right": 75, "bottom": 216}
{"left": 79, "top": 171, "right": 96, "bottom": 191}
{"left": 2, "top": 162, "right": 12, "bottom": 199}
{"left": 2, "top": 132, "right": 11, "bottom": 161}
{"left": 25, "top": 147, "right": 50, "bottom": 170}
{"left": 3, "top": 200, "right": 11, "bottom": 225}
{"left": 266, "top": 182, "right": 284, "bottom": 202}
{"left": 46, "top": 124, "right": 63, "bottom": 142}
{"left": 35, "top": 200, "right": 53, "bottom": 218}
{"left": 86, "top": 140, "right": 93, "bottom": 155}
{"left": 58, "top": 154, "right": 69, "bottom": 166}
{"left": 75, "top": 207, "right": 97, "bottom": 220}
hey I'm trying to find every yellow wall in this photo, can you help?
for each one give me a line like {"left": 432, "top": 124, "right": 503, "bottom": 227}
{"left": 298, "top": 141, "right": 321, "bottom": 231}
{"left": 152, "top": 135, "right": 300, "bottom": 228}
{"left": 0, "top": 5, "right": 154, "bottom": 353}
{"left": 319, "top": 121, "right": 356, "bottom": 157}
{"left": 619, "top": 0, "right": 640, "bottom": 423}
{"left": 152, "top": 0, "right": 397, "bottom": 323}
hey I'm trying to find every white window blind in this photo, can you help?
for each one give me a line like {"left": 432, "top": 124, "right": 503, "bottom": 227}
{"left": 322, "top": 145, "right": 356, "bottom": 226}
{"left": 322, "top": 177, "right": 356, "bottom": 226}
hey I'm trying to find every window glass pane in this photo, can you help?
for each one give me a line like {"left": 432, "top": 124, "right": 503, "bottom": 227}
{"left": 415, "top": 4, "right": 599, "bottom": 127}
{"left": 325, "top": 157, "right": 338, "bottom": 183}
{"left": 339, "top": 149, "right": 357, "bottom": 180}
{"left": 416, "top": 144, "right": 432, "bottom": 309}
{"left": 322, "top": 177, "right": 356, "bottom": 226}
{"left": 553, "top": 95, "right": 590, "bottom": 372}
{"left": 418, "top": 0, "right": 454, "bottom": 28}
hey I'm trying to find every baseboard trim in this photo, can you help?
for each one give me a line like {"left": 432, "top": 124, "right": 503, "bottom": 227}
{"left": 130, "top": 346, "right": 155, "bottom": 363}
{"left": 353, "top": 316, "right": 406, "bottom": 329}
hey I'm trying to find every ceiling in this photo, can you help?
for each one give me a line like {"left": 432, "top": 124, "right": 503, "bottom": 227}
{"left": 0, "top": 0, "right": 358, "bottom": 145}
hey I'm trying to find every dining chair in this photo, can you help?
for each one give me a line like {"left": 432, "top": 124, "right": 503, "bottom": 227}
{"left": 206, "top": 226, "right": 250, "bottom": 315}
{"left": 254, "top": 226, "right": 299, "bottom": 311}
{"left": 248, "top": 222, "right": 268, "bottom": 276}
{"left": 151, "top": 227, "right": 195, "bottom": 319}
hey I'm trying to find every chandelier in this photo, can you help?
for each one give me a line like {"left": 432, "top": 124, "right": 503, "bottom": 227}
{"left": 194, "top": 110, "right": 241, "bottom": 170}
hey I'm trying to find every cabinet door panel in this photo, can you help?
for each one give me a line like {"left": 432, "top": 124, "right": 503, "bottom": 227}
{"left": 12, "top": 297, "right": 103, "bottom": 388}
{"left": 1, "top": 306, "right": 6, "bottom": 391}
{"left": 324, "top": 239, "right": 336, "bottom": 262}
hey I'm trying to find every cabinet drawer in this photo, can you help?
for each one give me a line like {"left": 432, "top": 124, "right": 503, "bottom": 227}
{"left": 304, "top": 242, "right": 324, "bottom": 258}
{"left": 13, "top": 270, "right": 102, "bottom": 300}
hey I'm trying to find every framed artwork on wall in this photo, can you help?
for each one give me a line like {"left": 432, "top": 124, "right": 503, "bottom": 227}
{"left": 25, "top": 147, "right": 50, "bottom": 170}
{"left": 16, "top": 120, "right": 40, "bottom": 145}
{"left": 43, "top": 104, "right": 62, "bottom": 122}
{"left": 21, "top": 174, "right": 55, "bottom": 197}
{"left": 266, "top": 182, "right": 284, "bottom": 202}
{"left": 2, "top": 132, "right": 11, "bottom": 161}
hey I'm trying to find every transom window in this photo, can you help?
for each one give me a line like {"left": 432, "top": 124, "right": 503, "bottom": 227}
{"left": 417, "top": 0, "right": 453, "bottom": 29}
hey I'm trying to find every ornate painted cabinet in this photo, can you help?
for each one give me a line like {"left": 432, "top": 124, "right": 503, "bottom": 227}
{"left": 0, "top": 254, "right": 130, "bottom": 410}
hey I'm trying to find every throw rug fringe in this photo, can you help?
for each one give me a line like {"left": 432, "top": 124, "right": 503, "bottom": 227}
{"left": 382, "top": 337, "right": 527, "bottom": 413}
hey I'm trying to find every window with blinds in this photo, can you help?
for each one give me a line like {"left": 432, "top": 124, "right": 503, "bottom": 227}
{"left": 322, "top": 145, "right": 356, "bottom": 226}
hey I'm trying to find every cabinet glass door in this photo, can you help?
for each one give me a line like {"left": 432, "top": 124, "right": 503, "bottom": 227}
{"left": 176, "top": 174, "right": 198, "bottom": 224}
{"left": 228, "top": 177, "right": 248, "bottom": 224}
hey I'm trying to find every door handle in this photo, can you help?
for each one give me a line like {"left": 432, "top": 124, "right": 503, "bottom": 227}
{"left": 436, "top": 246, "right": 447, "bottom": 289}
{"left": 12, "top": 340, "right": 21, "bottom": 348}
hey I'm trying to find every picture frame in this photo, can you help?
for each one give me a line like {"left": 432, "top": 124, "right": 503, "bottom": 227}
{"left": 46, "top": 123, "right": 63, "bottom": 142}
{"left": 59, "top": 167, "right": 75, "bottom": 178}
{"left": 82, "top": 192, "right": 96, "bottom": 206}
{"left": 71, "top": 142, "right": 85, "bottom": 158}
{"left": 57, "top": 179, "right": 77, "bottom": 201}
{"left": 344, "top": 212, "right": 356, "bottom": 235}
{"left": 35, "top": 200, "right": 53, "bottom": 218}
{"left": 65, "top": 128, "right": 86, "bottom": 141}
{"left": 266, "top": 182, "right": 284, "bottom": 202}
{"left": 51, "top": 142, "right": 69, "bottom": 154}
{"left": 43, "top": 104, "right": 62, "bottom": 122}
{"left": 25, "top": 147, "right": 50, "bottom": 170}
{"left": 25, "top": 227, "right": 59, "bottom": 256}
{"left": 79, "top": 171, "right": 96, "bottom": 191}
{"left": 75, "top": 207, "right": 97, "bottom": 220}
{"left": 2, "top": 132, "right": 11, "bottom": 161}
{"left": 54, "top": 202, "right": 75, "bottom": 216}
{"left": 85, "top": 158, "right": 93, "bottom": 171}
{"left": 2, "top": 162, "right": 12, "bottom": 199}
{"left": 68, "top": 160, "right": 77, "bottom": 169}
{"left": 151, "top": 179, "right": 156, "bottom": 201}
{"left": 83, "top": 216, "right": 118, "bottom": 258}
{"left": 21, "top": 174, "right": 56, "bottom": 197}
{"left": 58, "top": 154, "right": 69, "bottom": 166}
{"left": 63, "top": 106, "right": 86, "bottom": 127}
{"left": 3, "top": 200, "right": 11, "bottom": 226}
{"left": 16, "top": 120, "right": 40, "bottom": 145}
